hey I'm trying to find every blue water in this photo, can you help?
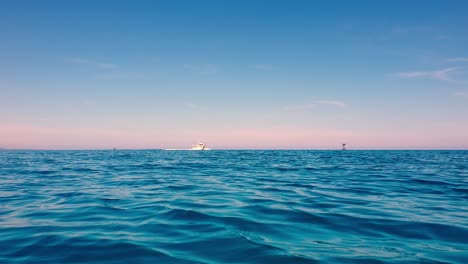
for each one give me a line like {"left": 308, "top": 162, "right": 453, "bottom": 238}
{"left": 0, "top": 150, "right": 467, "bottom": 263}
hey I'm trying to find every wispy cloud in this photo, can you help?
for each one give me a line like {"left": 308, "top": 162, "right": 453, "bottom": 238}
{"left": 83, "top": 100, "right": 97, "bottom": 106}
{"left": 389, "top": 25, "right": 448, "bottom": 41}
{"left": 447, "top": 57, "right": 468, "bottom": 62}
{"left": 391, "top": 26, "right": 409, "bottom": 35}
{"left": 96, "top": 71, "right": 168, "bottom": 79}
{"left": 284, "top": 104, "right": 315, "bottom": 111}
{"left": 284, "top": 100, "right": 347, "bottom": 111}
{"left": 184, "top": 102, "right": 206, "bottom": 110}
{"left": 453, "top": 91, "right": 468, "bottom": 99}
{"left": 251, "top": 64, "right": 273, "bottom": 70}
{"left": 67, "top": 58, "right": 117, "bottom": 69}
{"left": 314, "top": 100, "right": 347, "bottom": 108}
{"left": 183, "top": 64, "right": 217, "bottom": 75}
{"left": 394, "top": 68, "right": 457, "bottom": 82}
{"left": 31, "top": 117, "right": 49, "bottom": 122}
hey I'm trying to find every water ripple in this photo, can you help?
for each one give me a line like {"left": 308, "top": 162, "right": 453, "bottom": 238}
{"left": 0, "top": 150, "right": 467, "bottom": 263}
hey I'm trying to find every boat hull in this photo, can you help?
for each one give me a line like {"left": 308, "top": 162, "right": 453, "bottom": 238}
{"left": 164, "top": 148, "right": 211, "bottom": 151}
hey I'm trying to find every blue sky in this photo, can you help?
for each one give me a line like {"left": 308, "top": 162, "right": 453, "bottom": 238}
{"left": 1, "top": 0, "right": 468, "bottom": 149}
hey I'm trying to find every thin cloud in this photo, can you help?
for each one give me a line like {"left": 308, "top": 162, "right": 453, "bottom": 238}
{"left": 389, "top": 25, "right": 448, "bottom": 41}
{"left": 183, "top": 64, "right": 217, "bottom": 75}
{"left": 251, "top": 64, "right": 273, "bottom": 70}
{"left": 284, "top": 104, "right": 316, "bottom": 111}
{"left": 437, "top": 35, "right": 449, "bottom": 40}
{"left": 394, "top": 68, "right": 457, "bottom": 82}
{"left": 314, "top": 100, "right": 347, "bottom": 108}
{"left": 447, "top": 57, "right": 468, "bottom": 62}
{"left": 96, "top": 71, "right": 168, "bottom": 79}
{"left": 391, "top": 26, "right": 409, "bottom": 35}
{"left": 83, "top": 100, "right": 97, "bottom": 106}
{"left": 67, "top": 58, "right": 117, "bottom": 69}
{"left": 284, "top": 100, "right": 347, "bottom": 111}
{"left": 453, "top": 91, "right": 468, "bottom": 99}
{"left": 31, "top": 117, "right": 49, "bottom": 122}
{"left": 185, "top": 103, "right": 205, "bottom": 110}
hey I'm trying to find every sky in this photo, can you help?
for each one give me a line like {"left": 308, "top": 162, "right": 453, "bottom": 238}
{"left": 1, "top": 0, "right": 468, "bottom": 149}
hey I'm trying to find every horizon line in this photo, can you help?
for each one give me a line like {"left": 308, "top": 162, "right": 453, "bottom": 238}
{"left": 1, "top": 148, "right": 467, "bottom": 151}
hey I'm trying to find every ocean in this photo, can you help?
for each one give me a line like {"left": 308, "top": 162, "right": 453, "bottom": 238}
{"left": 0, "top": 150, "right": 467, "bottom": 263}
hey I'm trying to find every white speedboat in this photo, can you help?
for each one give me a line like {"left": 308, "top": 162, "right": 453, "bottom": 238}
{"left": 191, "top": 142, "right": 210, "bottom": 150}
{"left": 164, "top": 142, "right": 211, "bottom": 151}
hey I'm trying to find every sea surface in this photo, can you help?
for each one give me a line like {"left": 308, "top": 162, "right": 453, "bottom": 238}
{"left": 0, "top": 150, "right": 467, "bottom": 264}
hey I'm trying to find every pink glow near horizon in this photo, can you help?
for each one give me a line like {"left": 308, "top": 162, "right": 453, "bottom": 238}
{"left": 1, "top": 124, "right": 467, "bottom": 150}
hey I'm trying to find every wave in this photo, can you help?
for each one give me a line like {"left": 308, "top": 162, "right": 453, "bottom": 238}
{"left": 0, "top": 150, "right": 467, "bottom": 263}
